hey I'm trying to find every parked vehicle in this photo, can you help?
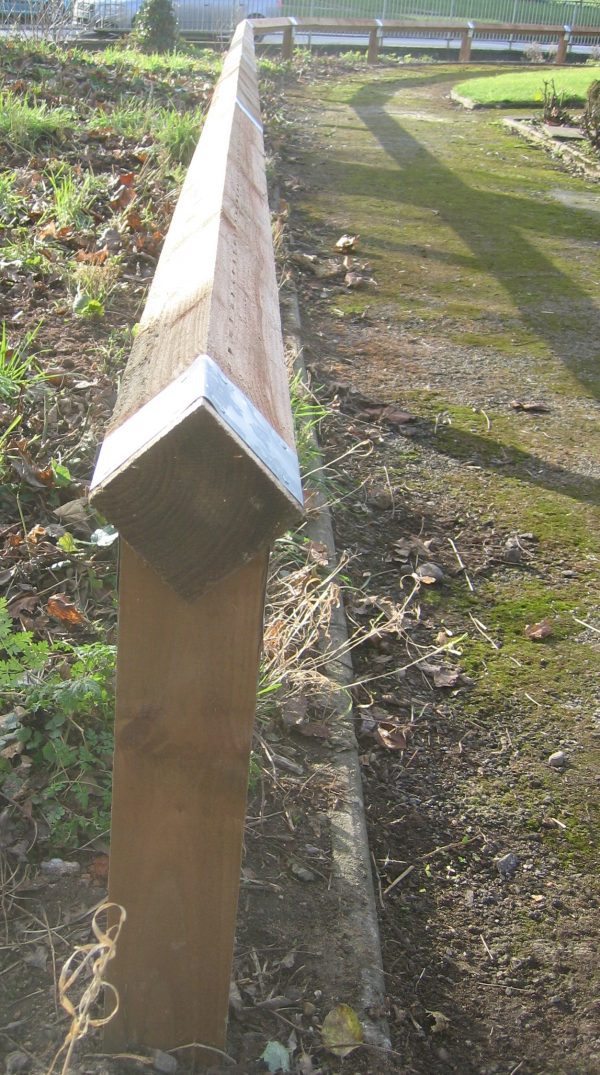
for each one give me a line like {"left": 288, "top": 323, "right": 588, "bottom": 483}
{"left": 72, "top": 0, "right": 281, "bottom": 32}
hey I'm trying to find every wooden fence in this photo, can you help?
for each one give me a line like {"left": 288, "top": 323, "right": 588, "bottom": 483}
{"left": 90, "top": 20, "right": 302, "bottom": 1053}
{"left": 251, "top": 16, "right": 600, "bottom": 63}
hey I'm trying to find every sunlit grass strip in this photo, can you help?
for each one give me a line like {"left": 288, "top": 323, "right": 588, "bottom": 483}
{"left": 454, "top": 66, "right": 600, "bottom": 108}
{"left": 0, "top": 91, "right": 74, "bottom": 147}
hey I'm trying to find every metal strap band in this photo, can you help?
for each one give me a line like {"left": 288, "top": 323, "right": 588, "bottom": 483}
{"left": 289, "top": 15, "right": 298, "bottom": 25}
{"left": 236, "top": 97, "right": 263, "bottom": 133}
{"left": 92, "top": 355, "right": 303, "bottom": 507}
{"left": 375, "top": 19, "right": 383, "bottom": 27}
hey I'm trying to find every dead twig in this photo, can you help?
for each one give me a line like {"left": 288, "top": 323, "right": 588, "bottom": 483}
{"left": 383, "top": 864, "right": 415, "bottom": 896}
{"left": 448, "top": 537, "right": 474, "bottom": 592}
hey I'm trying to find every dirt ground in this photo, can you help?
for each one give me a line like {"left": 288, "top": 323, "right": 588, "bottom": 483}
{"left": 1, "top": 48, "right": 599, "bottom": 1075}
{"left": 279, "top": 63, "right": 600, "bottom": 1075}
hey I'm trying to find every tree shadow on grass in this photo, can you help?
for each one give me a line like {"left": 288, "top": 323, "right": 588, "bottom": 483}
{"left": 341, "top": 79, "right": 600, "bottom": 402}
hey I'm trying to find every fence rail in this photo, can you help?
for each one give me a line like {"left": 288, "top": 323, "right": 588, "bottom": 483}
{"left": 252, "top": 14, "right": 600, "bottom": 60}
{"left": 90, "top": 19, "right": 302, "bottom": 1052}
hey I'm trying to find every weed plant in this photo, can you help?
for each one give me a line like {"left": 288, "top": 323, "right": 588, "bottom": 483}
{"left": 0, "top": 598, "right": 115, "bottom": 848}
{"left": 0, "top": 321, "right": 46, "bottom": 404}
{"left": 0, "top": 172, "right": 27, "bottom": 225}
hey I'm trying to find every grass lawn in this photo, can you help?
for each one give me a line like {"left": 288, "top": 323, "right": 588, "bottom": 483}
{"left": 454, "top": 65, "right": 600, "bottom": 107}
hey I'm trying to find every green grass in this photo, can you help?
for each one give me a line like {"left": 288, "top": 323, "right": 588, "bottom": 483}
{"left": 0, "top": 91, "right": 73, "bottom": 148}
{"left": 0, "top": 172, "right": 27, "bottom": 225}
{"left": 91, "top": 44, "right": 221, "bottom": 78}
{"left": 44, "top": 163, "right": 102, "bottom": 229}
{"left": 0, "top": 321, "right": 46, "bottom": 404}
{"left": 154, "top": 106, "right": 205, "bottom": 165}
{"left": 454, "top": 66, "right": 600, "bottom": 108}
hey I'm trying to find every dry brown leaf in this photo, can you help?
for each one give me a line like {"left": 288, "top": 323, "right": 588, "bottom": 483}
{"left": 432, "top": 666, "right": 462, "bottom": 688}
{"left": 525, "top": 618, "right": 553, "bottom": 641}
{"left": 298, "top": 722, "right": 333, "bottom": 740}
{"left": 47, "top": 594, "right": 85, "bottom": 626}
{"left": 375, "top": 721, "right": 408, "bottom": 751}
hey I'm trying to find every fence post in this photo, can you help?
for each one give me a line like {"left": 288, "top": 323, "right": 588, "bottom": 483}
{"left": 556, "top": 24, "right": 571, "bottom": 62}
{"left": 459, "top": 21, "right": 474, "bottom": 62}
{"left": 91, "top": 20, "right": 302, "bottom": 1054}
{"left": 282, "top": 16, "right": 296, "bottom": 59}
{"left": 368, "top": 20, "right": 382, "bottom": 63}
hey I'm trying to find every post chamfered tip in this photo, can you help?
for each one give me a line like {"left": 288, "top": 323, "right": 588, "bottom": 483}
{"left": 90, "top": 356, "right": 303, "bottom": 600}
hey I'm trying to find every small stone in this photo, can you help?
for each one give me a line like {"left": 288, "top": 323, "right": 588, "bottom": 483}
{"left": 6, "top": 1053, "right": 30, "bottom": 1075}
{"left": 416, "top": 562, "right": 444, "bottom": 583}
{"left": 366, "top": 486, "right": 393, "bottom": 510}
{"left": 40, "top": 858, "right": 80, "bottom": 878}
{"left": 291, "top": 863, "right": 317, "bottom": 883}
{"left": 496, "top": 852, "right": 520, "bottom": 877}
{"left": 548, "top": 750, "right": 567, "bottom": 768}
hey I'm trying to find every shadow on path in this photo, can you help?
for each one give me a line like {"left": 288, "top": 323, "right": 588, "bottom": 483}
{"left": 343, "top": 79, "right": 600, "bottom": 404}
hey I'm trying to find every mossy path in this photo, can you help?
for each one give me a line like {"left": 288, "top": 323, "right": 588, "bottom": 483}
{"left": 283, "top": 63, "right": 599, "bottom": 1075}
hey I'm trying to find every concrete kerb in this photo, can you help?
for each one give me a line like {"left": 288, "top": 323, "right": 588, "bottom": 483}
{"left": 282, "top": 291, "right": 391, "bottom": 1052}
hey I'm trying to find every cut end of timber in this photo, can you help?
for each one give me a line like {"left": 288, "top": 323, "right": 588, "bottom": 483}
{"left": 90, "top": 356, "right": 303, "bottom": 599}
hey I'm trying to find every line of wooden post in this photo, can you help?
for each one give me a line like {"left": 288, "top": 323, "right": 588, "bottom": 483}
{"left": 250, "top": 15, "right": 599, "bottom": 65}
{"left": 91, "top": 20, "right": 302, "bottom": 1055}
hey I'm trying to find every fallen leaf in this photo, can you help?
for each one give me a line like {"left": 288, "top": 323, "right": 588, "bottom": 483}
{"left": 75, "top": 246, "right": 109, "bottom": 265}
{"left": 54, "top": 498, "right": 91, "bottom": 531}
{"left": 525, "top": 618, "right": 553, "bottom": 641}
{"left": 322, "top": 1003, "right": 363, "bottom": 1058}
{"left": 26, "top": 524, "right": 47, "bottom": 545}
{"left": 297, "top": 722, "right": 333, "bottom": 739}
{"left": 87, "top": 854, "right": 109, "bottom": 883}
{"left": 7, "top": 594, "right": 38, "bottom": 619}
{"left": 297, "top": 1054, "right": 315, "bottom": 1075}
{"left": 510, "top": 400, "right": 551, "bottom": 413}
{"left": 308, "top": 540, "right": 329, "bottom": 565}
{"left": 375, "top": 722, "right": 408, "bottom": 751}
{"left": 432, "top": 666, "right": 462, "bottom": 689}
{"left": 428, "top": 1009, "right": 451, "bottom": 1034}
{"left": 345, "top": 271, "right": 369, "bottom": 289}
{"left": 47, "top": 594, "right": 85, "bottom": 626}
{"left": 381, "top": 406, "right": 416, "bottom": 426}
{"left": 260, "top": 1040, "right": 290, "bottom": 1073}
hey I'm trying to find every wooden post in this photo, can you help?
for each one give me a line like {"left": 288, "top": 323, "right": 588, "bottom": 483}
{"left": 367, "top": 22, "right": 381, "bottom": 64}
{"left": 555, "top": 26, "right": 570, "bottom": 63}
{"left": 282, "top": 19, "right": 294, "bottom": 60}
{"left": 459, "top": 22, "right": 474, "bottom": 62}
{"left": 92, "top": 20, "right": 302, "bottom": 1054}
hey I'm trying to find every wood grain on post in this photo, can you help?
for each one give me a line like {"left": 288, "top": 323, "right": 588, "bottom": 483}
{"left": 459, "top": 27, "right": 473, "bottom": 62}
{"left": 97, "top": 21, "right": 301, "bottom": 1055}
{"left": 555, "top": 29, "right": 569, "bottom": 63}
{"left": 90, "top": 21, "right": 302, "bottom": 600}
{"left": 282, "top": 21, "right": 294, "bottom": 60}
{"left": 367, "top": 25, "right": 380, "bottom": 64}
